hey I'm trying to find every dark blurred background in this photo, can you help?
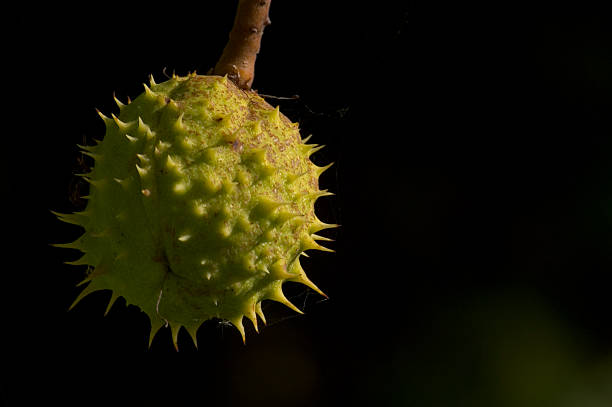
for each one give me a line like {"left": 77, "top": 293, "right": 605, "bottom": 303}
{"left": 3, "top": 2, "right": 612, "bottom": 406}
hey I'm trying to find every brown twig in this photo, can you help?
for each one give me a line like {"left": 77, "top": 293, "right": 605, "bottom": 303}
{"left": 213, "top": 0, "right": 272, "bottom": 90}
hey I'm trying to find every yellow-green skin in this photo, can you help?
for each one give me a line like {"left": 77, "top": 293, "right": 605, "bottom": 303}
{"left": 54, "top": 74, "right": 335, "bottom": 348}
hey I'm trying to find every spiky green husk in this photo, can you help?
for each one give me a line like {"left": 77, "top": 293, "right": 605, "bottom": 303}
{"left": 54, "top": 74, "right": 336, "bottom": 348}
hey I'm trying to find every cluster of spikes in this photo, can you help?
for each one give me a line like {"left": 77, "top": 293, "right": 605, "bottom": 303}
{"left": 53, "top": 72, "right": 337, "bottom": 349}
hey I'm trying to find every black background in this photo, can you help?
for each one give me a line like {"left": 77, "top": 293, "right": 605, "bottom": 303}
{"left": 3, "top": 2, "right": 612, "bottom": 406}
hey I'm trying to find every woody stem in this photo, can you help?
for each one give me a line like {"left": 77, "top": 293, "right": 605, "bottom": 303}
{"left": 213, "top": 0, "right": 272, "bottom": 90}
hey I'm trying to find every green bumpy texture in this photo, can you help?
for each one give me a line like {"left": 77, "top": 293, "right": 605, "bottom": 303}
{"left": 54, "top": 74, "right": 335, "bottom": 347}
